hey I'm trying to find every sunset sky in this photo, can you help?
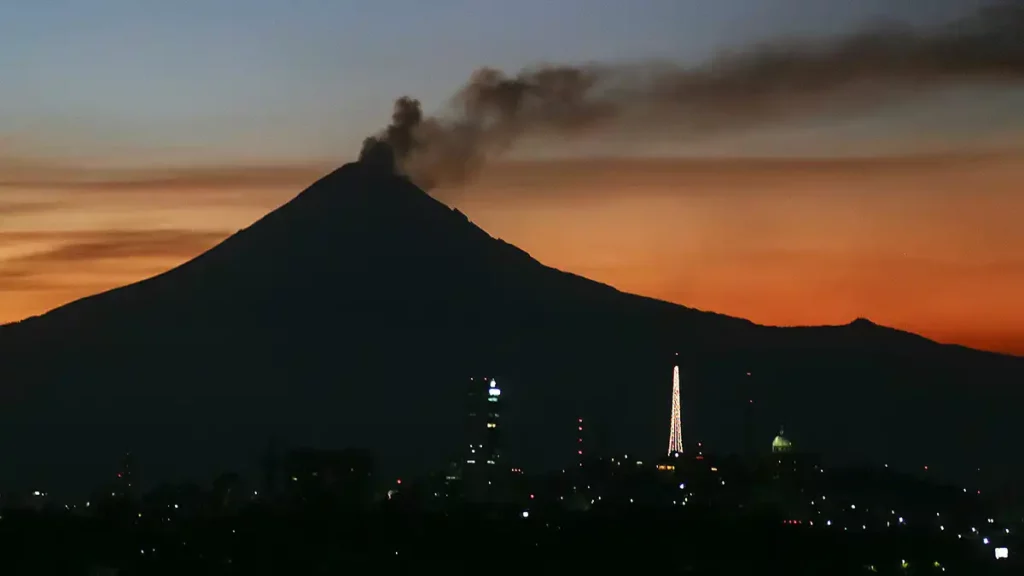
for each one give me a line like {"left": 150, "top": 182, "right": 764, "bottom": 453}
{"left": 1, "top": 0, "right": 1022, "bottom": 355}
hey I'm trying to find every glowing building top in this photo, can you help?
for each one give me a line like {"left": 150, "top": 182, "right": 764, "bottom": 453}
{"left": 772, "top": 427, "right": 793, "bottom": 453}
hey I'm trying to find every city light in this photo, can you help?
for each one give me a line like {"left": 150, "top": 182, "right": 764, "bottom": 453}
{"left": 667, "top": 364, "right": 683, "bottom": 455}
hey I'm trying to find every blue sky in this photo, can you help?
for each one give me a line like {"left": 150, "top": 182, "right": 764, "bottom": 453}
{"left": 0, "top": 0, "right": 1012, "bottom": 163}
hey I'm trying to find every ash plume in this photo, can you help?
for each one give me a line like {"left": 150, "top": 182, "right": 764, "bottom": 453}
{"left": 359, "top": 3, "right": 1024, "bottom": 190}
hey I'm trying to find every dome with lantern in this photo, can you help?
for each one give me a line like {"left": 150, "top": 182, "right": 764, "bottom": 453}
{"left": 772, "top": 427, "right": 793, "bottom": 453}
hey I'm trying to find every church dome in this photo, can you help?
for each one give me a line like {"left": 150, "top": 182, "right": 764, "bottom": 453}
{"left": 772, "top": 428, "right": 792, "bottom": 453}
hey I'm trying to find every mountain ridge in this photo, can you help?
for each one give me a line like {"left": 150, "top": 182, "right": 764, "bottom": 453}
{"left": 5, "top": 164, "right": 1006, "bottom": 359}
{"left": 0, "top": 161, "right": 1021, "bottom": 495}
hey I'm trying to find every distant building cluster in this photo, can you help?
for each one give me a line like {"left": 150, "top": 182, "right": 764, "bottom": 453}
{"left": 0, "top": 355, "right": 1017, "bottom": 572}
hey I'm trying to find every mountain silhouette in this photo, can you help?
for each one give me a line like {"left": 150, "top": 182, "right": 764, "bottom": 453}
{"left": 1, "top": 161, "right": 1021, "bottom": 495}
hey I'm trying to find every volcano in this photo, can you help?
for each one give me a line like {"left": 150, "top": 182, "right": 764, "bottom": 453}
{"left": 1, "top": 161, "right": 1021, "bottom": 494}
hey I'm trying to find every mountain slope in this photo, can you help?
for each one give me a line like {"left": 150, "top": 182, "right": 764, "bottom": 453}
{"left": 1, "top": 162, "right": 1021, "bottom": 495}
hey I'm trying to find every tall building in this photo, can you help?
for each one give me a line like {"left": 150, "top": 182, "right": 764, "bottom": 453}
{"left": 262, "top": 438, "right": 280, "bottom": 501}
{"left": 576, "top": 417, "right": 586, "bottom": 466}
{"left": 115, "top": 452, "right": 135, "bottom": 499}
{"left": 743, "top": 372, "right": 757, "bottom": 459}
{"left": 458, "top": 377, "right": 507, "bottom": 502}
{"left": 667, "top": 362, "right": 684, "bottom": 456}
{"left": 465, "top": 377, "right": 502, "bottom": 467}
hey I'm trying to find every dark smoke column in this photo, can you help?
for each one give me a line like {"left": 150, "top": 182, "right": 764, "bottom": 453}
{"left": 358, "top": 96, "right": 424, "bottom": 175}
{"left": 356, "top": 3, "right": 1024, "bottom": 191}
{"left": 358, "top": 137, "right": 397, "bottom": 173}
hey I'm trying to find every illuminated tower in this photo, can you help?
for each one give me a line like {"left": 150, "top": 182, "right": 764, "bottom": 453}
{"left": 116, "top": 451, "right": 136, "bottom": 499}
{"left": 667, "top": 361, "right": 684, "bottom": 455}
{"left": 743, "top": 371, "right": 756, "bottom": 459}
{"left": 483, "top": 379, "right": 502, "bottom": 465}
{"left": 576, "top": 417, "right": 585, "bottom": 466}
{"left": 465, "top": 377, "right": 502, "bottom": 467}
{"left": 462, "top": 377, "right": 505, "bottom": 502}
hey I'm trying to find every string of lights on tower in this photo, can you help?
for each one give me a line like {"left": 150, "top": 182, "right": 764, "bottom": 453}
{"left": 577, "top": 417, "right": 585, "bottom": 465}
{"left": 667, "top": 360, "right": 684, "bottom": 456}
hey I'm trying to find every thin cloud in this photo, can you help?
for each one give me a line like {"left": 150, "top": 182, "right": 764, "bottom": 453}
{"left": 0, "top": 161, "right": 332, "bottom": 192}
{"left": 441, "top": 150, "right": 1023, "bottom": 199}
{"left": 0, "top": 268, "right": 39, "bottom": 289}
{"left": 16, "top": 230, "right": 225, "bottom": 263}
{"left": 0, "top": 229, "right": 226, "bottom": 264}
{"left": 0, "top": 229, "right": 227, "bottom": 290}
{"left": 0, "top": 201, "right": 63, "bottom": 216}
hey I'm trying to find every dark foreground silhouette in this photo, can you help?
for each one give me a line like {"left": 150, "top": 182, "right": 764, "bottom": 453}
{"left": 1, "top": 505, "right": 1017, "bottom": 575}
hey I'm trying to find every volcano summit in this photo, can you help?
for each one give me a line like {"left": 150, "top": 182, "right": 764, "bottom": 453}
{"left": 0, "top": 161, "right": 1021, "bottom": 494}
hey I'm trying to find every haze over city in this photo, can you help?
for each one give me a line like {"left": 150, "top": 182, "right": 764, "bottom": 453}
{"left": 2, "top": 0, "right": 1023, "bottom": 355}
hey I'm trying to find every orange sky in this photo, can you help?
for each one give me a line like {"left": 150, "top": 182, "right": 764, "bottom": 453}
{"left": 1, "top": 153, "right": 1022, "bottom": 356}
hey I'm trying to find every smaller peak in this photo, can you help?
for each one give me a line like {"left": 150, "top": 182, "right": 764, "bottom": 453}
{"left": 849, "top": 317, "right": 876, "bottom": 327}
